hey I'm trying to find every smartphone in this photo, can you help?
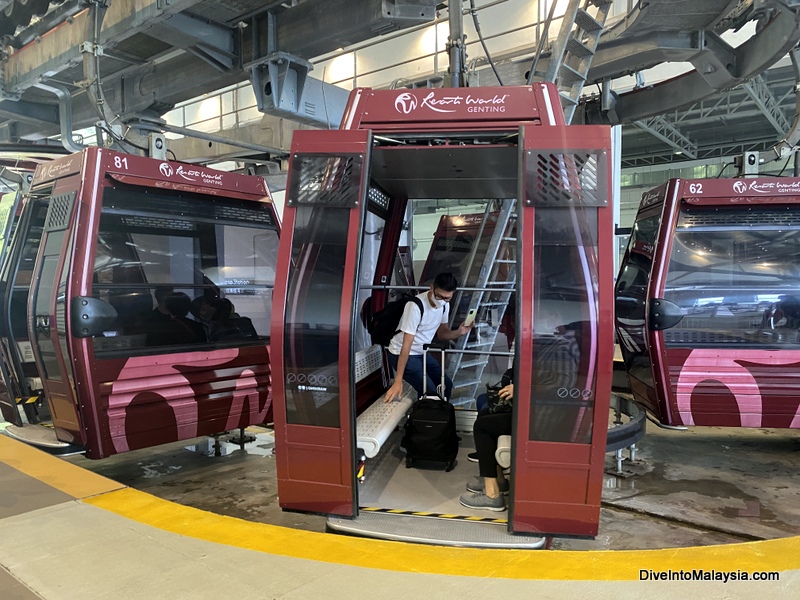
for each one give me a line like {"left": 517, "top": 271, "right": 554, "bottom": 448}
{"left": 464, "top": 308, "right": 478, "bottom": 327}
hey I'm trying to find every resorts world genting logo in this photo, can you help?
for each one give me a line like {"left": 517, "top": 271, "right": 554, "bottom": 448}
{"left": 394, "top": 92, "right": 418, "bottom": 114}
{"left": 158, "top": 162, "right": 224, "bottom": 186}
{"left": 732, "top": 181, "right": 747, "bottom": 194}
{"left": 744, "top": 179, "right": 800, "bottom": 194}
{"left": 393, "top": 90, "right": 510, "bottom": 115}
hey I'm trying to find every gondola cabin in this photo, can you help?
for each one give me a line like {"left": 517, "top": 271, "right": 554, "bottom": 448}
{"left": 0, "top": 148, "right": 280, "bottom": 458}
{"left": 616, "top": 177, "right": 800, "bottom": 429}
{"left": 271, "top": 83, "right": 615, "bottom": 541}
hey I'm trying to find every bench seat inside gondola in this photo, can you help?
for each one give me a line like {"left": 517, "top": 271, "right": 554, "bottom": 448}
{"left": 496, "top": 435, "right": 512, "bottom": 469}
{"left": 356, "top": 382, "right": 415, "bottom": 458}
{"left": 353, "top": 345, "right": 413, "bottom": 458}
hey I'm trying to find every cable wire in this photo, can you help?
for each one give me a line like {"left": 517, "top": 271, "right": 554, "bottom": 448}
{"left": 716, "top": 162, "right": 733, "bottom": 178}
{"left": 776, "top": 152, "right": 793, "bottom": 176}
{"left": 469, "top": 0, "right": 503, "bottom": 86}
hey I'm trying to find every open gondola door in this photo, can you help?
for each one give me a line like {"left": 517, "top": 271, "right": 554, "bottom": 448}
{"left": 0, "top": 190, "right": 26, "bottom": 425}
{"left": 28, "top": 190, "right": 86, "bottom": 445}
{"left": 510, "top": 125, "right": 614, "bottom": 537}
{"left": 272, "top": 129, "right": 372, "bottom": 516}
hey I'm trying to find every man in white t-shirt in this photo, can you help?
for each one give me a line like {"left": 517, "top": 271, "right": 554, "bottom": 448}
{"left": 384, "top": 272, "right": 472, "bottom": 402}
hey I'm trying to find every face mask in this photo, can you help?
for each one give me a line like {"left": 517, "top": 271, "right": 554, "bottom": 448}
{"left": 435, "top": 298, "right": 447, "bottom": 309}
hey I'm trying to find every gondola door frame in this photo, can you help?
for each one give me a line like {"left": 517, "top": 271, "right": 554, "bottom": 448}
{"left": 272, "top": 129, "right": 372, "bottom": 516}
{"left": 510, "top": 124, "right": 614, "bottom": 537}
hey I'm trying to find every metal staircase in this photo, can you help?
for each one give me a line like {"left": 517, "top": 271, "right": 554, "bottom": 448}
{"left": 447, "top": 199, "right": 517, "bottom": 407}
{"left": 528, "top": 0, "right": 613, "bottom": 124}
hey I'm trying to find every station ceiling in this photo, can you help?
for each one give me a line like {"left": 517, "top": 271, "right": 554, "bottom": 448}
{"left": 1, "top": 0, "right": 800, "bottom": 169}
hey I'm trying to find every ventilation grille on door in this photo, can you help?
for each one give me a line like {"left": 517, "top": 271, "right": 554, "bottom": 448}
{"left": 526, "top": 151, "right": 606, "bottom": 207}
{"left": 288, "top": 154, "right": 363, "bottom": 208}
{"left": 43, "top": 192, "right": 76, "bottom": 231}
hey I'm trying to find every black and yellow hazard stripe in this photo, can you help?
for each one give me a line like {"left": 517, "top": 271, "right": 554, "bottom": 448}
{"left": 15, "top": 396, "right": 38, "bottom": 404}
{"left": 361, "top": 506, "right": 507, "bottom": 524}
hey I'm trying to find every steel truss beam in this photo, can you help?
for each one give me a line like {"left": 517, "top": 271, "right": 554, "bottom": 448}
{"left": 622, "top": 139, "right": 773, "bottom": 169}
{"left": 742, "top": 74, "right": 792, "bottom": 134}
{"left": 3, "top": 0, "right": 203, "bottom": 96}
{"left": 633, "top": 116, "right": 697, "bottom": 159}
{"left": 149, "top": 11, "right": 238, "bottom": 71}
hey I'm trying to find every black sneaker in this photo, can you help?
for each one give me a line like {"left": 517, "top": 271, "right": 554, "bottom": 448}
{"left": 467, "top": 451, "right": 479, "bottom": 463}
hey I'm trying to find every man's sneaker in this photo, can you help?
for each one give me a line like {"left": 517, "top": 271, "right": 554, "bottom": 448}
{"left": 466, "top": 476, "right": 509, "bottom": 495}
{"left": 459, "top": 491, "right": 506, "bottom": 512}
{"left": 467, "top": 451, "right": 479, "bottom": 463}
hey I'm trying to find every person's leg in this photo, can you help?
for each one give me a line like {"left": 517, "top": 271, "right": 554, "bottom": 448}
{"left": 496, "top": 464, "right": 507, "bottom": 486}
{"left": 398, "top": 354, "right": 426, "bottom": 397}
{"left": 473, "top": 412, "right": 512, "bottom": 479}
{"left": 460, "top": 412, "right": 512, "bottom": 511}
{"left": 423, "top": 352, "right": 445, "bottom": 397}
{"left": 475, "top": 393, "right": 488, "bottom": 412}
{"left": 444, "top": 371, "right": 454, "bottom": 400}
{"left": 484, "top": 478, "right": 501, "bottom": 498}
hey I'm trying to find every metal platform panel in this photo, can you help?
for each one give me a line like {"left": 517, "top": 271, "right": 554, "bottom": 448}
{"left": 3, "top": 423, "right": 84, "bottom": 454}
{"left": 327, "top": 510, "right": 546, "bottom": 549}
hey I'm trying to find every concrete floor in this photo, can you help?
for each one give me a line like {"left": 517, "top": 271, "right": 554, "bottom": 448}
{"left": 2, "top": 424, "right": 800, "bottom": 600}
{"left": 64, "top": 422, "right": 800, "bottom": 550}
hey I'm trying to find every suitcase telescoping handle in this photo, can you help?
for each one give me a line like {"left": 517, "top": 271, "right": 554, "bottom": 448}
{"left": 422, "top": 342, "right": 448, "bottom": 400}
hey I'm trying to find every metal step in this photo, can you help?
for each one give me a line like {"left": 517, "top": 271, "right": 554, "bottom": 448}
{"left": 328, "top": 510, "right": 547, "bottom": 549}
{"left": 3, "top": 423, "right": 85, "bottom": 454}
{"left": 453, "top": 380, "right": 481, "bottom": 389}
{"left": 560, "top": 93, "right": 579, "bottom": 108}
{"left": 459, "top": 359, "right": 489, "bottom": 369}
{"left": 575, "top": 8, "right": 602, "bottom": 32}
{"left": 558, "top": 62, "right": 585, "bottom": 85}
{"left": 565, "top": 36, "right": 593, "bottom": 59}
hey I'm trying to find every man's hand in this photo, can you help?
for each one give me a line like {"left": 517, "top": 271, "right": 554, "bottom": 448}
{"left": 457, "top": 321, "right": 473, "bottom": 336}
{"left": 384, "top": 380, "right": 404, "bottom": 403}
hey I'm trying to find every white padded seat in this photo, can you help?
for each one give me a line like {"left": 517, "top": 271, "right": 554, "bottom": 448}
{"left": 356, "top": 381, "right": 414, "bottom": 458}
{"left": 495, "top": 435, "right": 512, "bottom": 469}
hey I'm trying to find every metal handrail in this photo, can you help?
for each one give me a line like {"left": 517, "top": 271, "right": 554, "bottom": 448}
{"left": 360, "top": 284, "right": 515, "bottom": 293}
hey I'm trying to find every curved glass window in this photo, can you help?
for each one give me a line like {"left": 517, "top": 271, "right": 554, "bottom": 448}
{"left": 615, "top": 211, "right": 661, "bottom": 387}
{"left": 663, "top": 204, "right": 800, "bottom": 348}
{"left": 91, "top": 187, "right": 278, "bottom": 356}
{"left": 529, "top": 207, "right": 597, "bottom": 444}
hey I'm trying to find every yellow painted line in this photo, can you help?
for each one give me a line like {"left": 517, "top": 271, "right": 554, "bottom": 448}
{"left": 85, "top": 487, "right": 800, "bottom": 581}
{"left": 0, "top": 434, "right": 124, "bottom": 499}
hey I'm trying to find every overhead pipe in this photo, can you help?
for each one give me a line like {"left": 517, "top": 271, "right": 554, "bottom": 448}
{"left": 31, "top": 82, "right": 85, "bottom": 153}
{"left": 82, "top": 0, "right": 149, "bottom": 153}
{"left": 135, "top": 121, "right": 285, "bottom": 155}
{"left": 446, "top": 0, "right": 467, "bottom": 87}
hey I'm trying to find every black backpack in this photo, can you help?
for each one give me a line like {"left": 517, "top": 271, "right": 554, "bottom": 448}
{"left": 401, "top": 396, "right": 459, "bottom": 471}
{"left": 365, "top": 295, "right": 424, "bottom": 347}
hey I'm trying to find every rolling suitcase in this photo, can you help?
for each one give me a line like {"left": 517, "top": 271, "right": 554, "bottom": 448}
{"left": 401, "top": 344, "right": 459, "bottom": 471}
